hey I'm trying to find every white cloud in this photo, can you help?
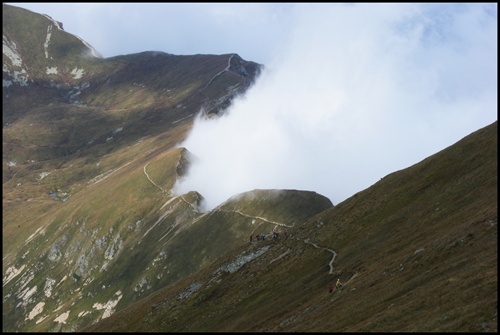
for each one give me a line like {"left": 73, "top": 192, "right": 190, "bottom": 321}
{"left": 174, "top": 3, "right": 497, "bottom": 210}
{"left": 8, "top": 3, "right": 497, "bottom": 211}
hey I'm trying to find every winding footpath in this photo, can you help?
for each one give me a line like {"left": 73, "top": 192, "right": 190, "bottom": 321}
{"left": 303, "top": 239, "right": 337, "bottom": 275}
{"left": 227, "top": 209, "right": 294, "bottom": 228}
{"left": 202, "top": 54, "right": 234, "bottom": 91}
{"left": 238, "top": 210, "right": 338, "bottom": 275}
{"left": 143, "top": 162, "right": 169, "bottom": 195}
{"left": 142, "top": 161, "right": 338, "bottom": 275}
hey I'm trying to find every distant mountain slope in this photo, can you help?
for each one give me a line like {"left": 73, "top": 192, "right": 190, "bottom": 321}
{"left": 84, "top": 121, "right": 497, "bottom": 332}
{"left": 3, "top": 2, "right": 261, "bottom": 162}
{"left": 3, "top": 2, "right": 261, "bottom": 248}
{"left": 3, "top": 4, "right": 268, "bottom": 332}
{"left": 3, "top": 5, "right": 334, "bottom": 333}
{"left": 3, "top": 3, "right": 102, "bottom": 86}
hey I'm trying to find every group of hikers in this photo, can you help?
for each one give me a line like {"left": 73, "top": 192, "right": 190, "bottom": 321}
{"left": 250, "top": 233, "right": 266, "bottom": 242}
{"left": 250, "top": 231, "right": 288, "bottom": 242}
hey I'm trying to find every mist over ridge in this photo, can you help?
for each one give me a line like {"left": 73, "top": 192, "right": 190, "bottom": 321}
{"left": 2, "top": 4, "right": 497, "bottom": 332}
{"left": 173, "top": 3, "right": 497, "bottom": 211}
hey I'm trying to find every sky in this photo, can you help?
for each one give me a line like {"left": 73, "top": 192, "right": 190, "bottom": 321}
{"left": 10, "top": 3, "right": 498, "bottom": 211}
{"left": 10, "top": 2, "right": 293, "bottom": 64}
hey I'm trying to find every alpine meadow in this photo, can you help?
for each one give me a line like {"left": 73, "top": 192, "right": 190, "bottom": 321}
{"left": 2, "top": 4, "right": 497, "bottom": 332}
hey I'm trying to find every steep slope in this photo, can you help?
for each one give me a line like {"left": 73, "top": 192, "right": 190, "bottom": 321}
{"left": 3, "top": 156, "right": 334, "bottom": 332}
{"left": 84, "top": 121, "right": 497, "bottom": 332}
{"left": 3, "top": 3, "right": 261, "bottom": 255}
{"left": 3, "top": 3, "right": 261, "bottom": 178}
{"left": 3, "top": 4, "right": 270, "bottom": 332}
{"left": 3, "top": 4, "right": 496, "bottom": 333}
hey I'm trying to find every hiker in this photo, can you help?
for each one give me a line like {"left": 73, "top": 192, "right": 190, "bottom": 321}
{"left": 336, "top": 278, "right": 343, "bottom": 289}
{"left": 328, "top": 283, "right": 334, "bottom": 293}
{"left": 261, "top": 233, "right": 265, "bottom": 240}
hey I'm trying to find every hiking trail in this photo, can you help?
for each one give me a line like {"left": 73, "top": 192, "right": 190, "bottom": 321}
{"left": 232, "top": 210, "right": 338, "bottom": 275}
{"left": 303, "top": 238, "right": 337, "bottom": 275}
{"left": 143, "top": 162, "right": 169, "bottom": 195}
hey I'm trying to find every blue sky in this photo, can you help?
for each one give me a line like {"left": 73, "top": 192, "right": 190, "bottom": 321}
{"left": 9, "top": 3, "right": 498, "bottom": 210}
{"left": 11, "top": 3, "right": 295, "bottom": 64}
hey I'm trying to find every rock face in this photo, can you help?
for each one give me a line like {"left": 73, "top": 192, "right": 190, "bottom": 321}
{"left": 176, "top": 148, "right": 194, "bottom": 177}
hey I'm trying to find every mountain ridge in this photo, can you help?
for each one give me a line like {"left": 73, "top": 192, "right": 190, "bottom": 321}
{"left": 3, "top": 4, "right": 497, "bottom": 332}
{"left": 84, "top": 121, "right": 497, "bottom": 332}
{"left": 3, "top": 5, "right": 332, "bottom": 332}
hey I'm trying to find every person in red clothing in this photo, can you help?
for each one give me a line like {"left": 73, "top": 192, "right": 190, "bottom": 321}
{"left": 328, "top": 283, "right": 334, "bottom": 293}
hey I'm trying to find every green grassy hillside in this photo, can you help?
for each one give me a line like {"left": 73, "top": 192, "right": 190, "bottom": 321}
{"left": 3, "top": 4, "right": 265, "bottom": 332}
{"left": 84, "top": 121, "right": 497, "bottom": 332}
{"left": 3, "top": 144, "right": 334, "bottom": 332}
{"left": 3, "top": 4, "right": 496, "bottom": 333}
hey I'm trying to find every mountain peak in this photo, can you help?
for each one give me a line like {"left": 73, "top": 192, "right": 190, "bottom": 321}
{"left": 3, "top": 4, "right": 496, "bottom": 333}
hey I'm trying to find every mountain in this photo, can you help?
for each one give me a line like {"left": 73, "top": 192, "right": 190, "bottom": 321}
{"left": 3, "top": 4, "right": 497, "bottom": 333}
{"left": 3, "top": 4, "right": 271, "bottom": 332}
{"left": 85, "top": 121, "right": 498, "bottom": 332}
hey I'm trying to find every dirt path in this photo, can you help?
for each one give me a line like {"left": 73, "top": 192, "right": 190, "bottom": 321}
{"left": 233, "top": 210, "right": 338, "bottom": 274}
{"left": 303, "top": 239, "right": 337, "bottom": 275}
{"left": 202, "top": 54, "right": 234, "bottom": 91}
{"left": 270, "top": 248, "right": 292, "bottom": 264}
{"left": 143, "top": 162, "right": 169, "bottom": 195}
{"left": 88, "top": 161, "right": 133, "bottom": 187}
{"left": 179, "top": 195, "right": 199, "bottom": 212}
{"left": 221, "top": 209, "right": 295, "bottom": 239}
{"left": 151, "top": 188, "right": 340, "bottom": 275}
{"left": 226, "top": 209, "right": 294, "bottom": 228}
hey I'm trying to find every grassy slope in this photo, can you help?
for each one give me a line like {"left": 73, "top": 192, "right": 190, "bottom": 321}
{"left": 3, "top": 4, "right": 261, "bottom": 272}
{"left": 3, "top": 6, "right": 263, "bottom": 330}
{"left": 84, "top": 121, "right": 497, "bottom": 332}
{"left": 3, "top": 4, "right": 496, "bottom": 332}
{"left": 3, "top": 149, "right": 335, "bottom": 332}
